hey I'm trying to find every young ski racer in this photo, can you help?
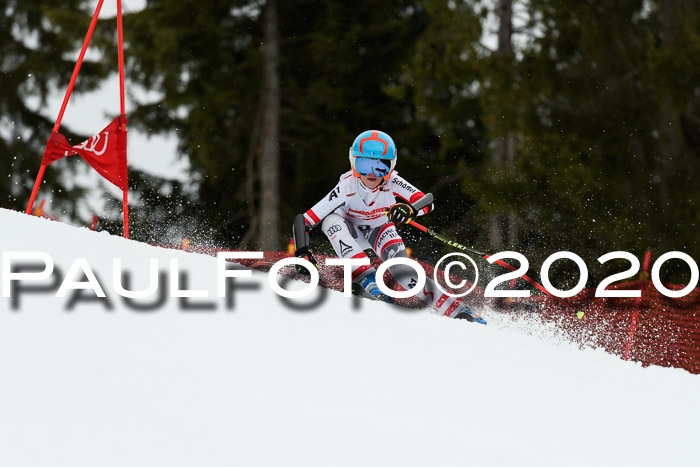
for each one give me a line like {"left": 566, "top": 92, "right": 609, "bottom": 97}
{"left": 292, "top": 130, "right": 485, "bottom": 323}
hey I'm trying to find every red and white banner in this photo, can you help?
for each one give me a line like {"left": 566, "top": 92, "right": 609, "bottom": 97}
{"left": 42, "top": 116, "right": 128, "bottom": 191}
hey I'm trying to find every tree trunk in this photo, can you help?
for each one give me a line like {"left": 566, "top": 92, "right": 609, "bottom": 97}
{"left": 490, "top": 0, "right": 518, "bottom": 249}
{"left": 238, "top": 89, "right": 265, "bottom": 250}
{"left": 497, "top": 0, "right": 513, "bottom": 56}
{"left": 655, "top": 0, "right": 682, "bottom": 251}
{"left": 259, "top": 0, "right": 280, "bottom": 250}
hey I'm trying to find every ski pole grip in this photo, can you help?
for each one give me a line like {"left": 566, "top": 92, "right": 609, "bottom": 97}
{"left": 411, "top": 193, "right": 434, "bottom": 212}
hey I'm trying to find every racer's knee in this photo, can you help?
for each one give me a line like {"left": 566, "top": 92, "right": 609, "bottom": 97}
{"left": 321, "top": 213, "right": 346, "bottom": 239}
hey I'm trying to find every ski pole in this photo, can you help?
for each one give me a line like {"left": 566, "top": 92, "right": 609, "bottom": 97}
{"left": 407, "top": 194, "right": 582, "bottom": 318}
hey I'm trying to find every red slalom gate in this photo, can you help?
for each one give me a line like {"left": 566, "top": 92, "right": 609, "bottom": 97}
{"left": 26, "top": 0, "right": 130, "bottom": 238}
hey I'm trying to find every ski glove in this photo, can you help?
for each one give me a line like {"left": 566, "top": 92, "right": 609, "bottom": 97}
{"left": 294, "top": 246, "right": 319, "bottom": 275}
{"left": 387, "top": 203, "right": 416, "bottom": 225}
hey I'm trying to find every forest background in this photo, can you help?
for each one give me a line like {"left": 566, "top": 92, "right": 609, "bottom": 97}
{"left": 2, "top": 0, "right": 698, "bottom": 285}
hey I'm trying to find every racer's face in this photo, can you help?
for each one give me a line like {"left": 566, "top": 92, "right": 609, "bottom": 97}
{"left": 360, "top": 173, "right": 382, "bottom": 189}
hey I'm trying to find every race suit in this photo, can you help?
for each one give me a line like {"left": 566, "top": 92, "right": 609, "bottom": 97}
{"left": 300, "top": 170, "right": 464, "bottom": 317}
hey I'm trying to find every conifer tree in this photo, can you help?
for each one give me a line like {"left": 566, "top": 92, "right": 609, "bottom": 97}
{"left": 0, "top": 0, "right": 109, "bottom": 219}
{"left": 118, "top": 0, "right": 428, "bottom": 248}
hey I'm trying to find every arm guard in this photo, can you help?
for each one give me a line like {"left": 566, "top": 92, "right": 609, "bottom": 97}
{"left": 293, "top": 213, "right": 310, "bottom": 251}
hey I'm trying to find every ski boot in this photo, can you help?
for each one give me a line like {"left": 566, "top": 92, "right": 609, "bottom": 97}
{"left": 352, "top": 272, "right": 394, "bottom": 304}
{"left": 452, "top": 302, "right": 487, "bottom": 325}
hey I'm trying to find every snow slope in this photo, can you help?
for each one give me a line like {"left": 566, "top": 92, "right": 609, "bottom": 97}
{"left": 1, "top": 208, "right": 699, "bottom": 467}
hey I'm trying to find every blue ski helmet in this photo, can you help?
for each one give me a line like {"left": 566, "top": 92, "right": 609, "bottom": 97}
{"left": 349, "top": 130, "right": 397, "bottom": 180}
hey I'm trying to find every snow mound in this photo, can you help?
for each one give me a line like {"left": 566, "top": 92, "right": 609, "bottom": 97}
{"left": 1, "top": 208, "right": 699, "bottom": 467}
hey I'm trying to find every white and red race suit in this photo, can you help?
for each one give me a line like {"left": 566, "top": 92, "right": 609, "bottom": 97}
{"left": 299, "top": 170, "right": 464, "bottom": 317}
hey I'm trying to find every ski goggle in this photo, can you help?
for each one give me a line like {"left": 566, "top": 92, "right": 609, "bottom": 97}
{"left": 354, "top": 157, "right": 392, "bottom": 177}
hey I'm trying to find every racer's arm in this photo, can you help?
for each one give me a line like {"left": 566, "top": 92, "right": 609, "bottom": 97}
{"left": 390, "top": 174, "right": 434, "bottom": 216}
{"left": 300, "top": 183, "right": 346, "bottom": 231}
{"left": 387, "top": 175, "right": 434, "bottom": 224}
{"left": 292, "top": 183, "right": 346, "bottom": 272}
